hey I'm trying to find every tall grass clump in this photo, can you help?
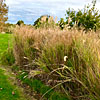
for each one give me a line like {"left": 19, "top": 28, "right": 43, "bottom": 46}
{"left": 13, "top": 25, "right": 100, "bottom": 100}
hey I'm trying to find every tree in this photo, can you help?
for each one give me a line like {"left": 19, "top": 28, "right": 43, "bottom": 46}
{"left": 16, "top": 20, "right": 24, "bottom": 26}
{"left": 33, "top": 15, "right": 55, "bottom": 28}
{"left": 66, "top": 0, "right": 100, "bottom": 31}
{"left": 58, "top": 18, "right": 66, "bottom": 30}
{"left": 33, "top": 17, "right": 42, "bottom": 28}
{"left": 0, "top": 0, "right": 8, "bottom": 32}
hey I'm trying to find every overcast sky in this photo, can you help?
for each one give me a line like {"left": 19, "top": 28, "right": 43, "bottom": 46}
{"left": 5, "top": 0, "right": 100, "bottom": 24}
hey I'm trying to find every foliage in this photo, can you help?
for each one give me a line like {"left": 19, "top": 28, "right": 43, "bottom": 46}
{"left": 16, "top": 20, "right": 24, "bottom": 26}
{"left": 58, "top": 18, "right": 66, "bottom": 30}
{"left": 33, "top": 17, "right": 41, "bottom": 28}
{"left": 0, "top": 0, "right": 8, "bottom": 32}
{"left": 5, "top": 23, "right": 15, "bottom": 33}
{"left": 33, "top": 15, "right": 55, "bottom": 28}
{"left": 65, "top": 0, "right": 100, "bottom": 31}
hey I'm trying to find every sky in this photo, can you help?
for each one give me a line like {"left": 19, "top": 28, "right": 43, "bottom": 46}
{"left": 5, "top": 0, "right": 100, "bottom": 24}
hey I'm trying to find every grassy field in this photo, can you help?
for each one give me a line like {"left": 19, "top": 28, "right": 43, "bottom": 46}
{"left": 0, "top": 34, "right": 12, "bottom": 56}
{"left": 1, "top": 26, "right": 100, "bottom": 100}
{"left": 12, "top": 26, "right": 100, "bottom": 100}
{"left": 0, "top": 33, "right": 68, "bottom": 100}
{"left": 0, "top": 33, "right": 27, "bottom": 100}
{"left": 0, "top": 68, "right": 26, "bottom": 100}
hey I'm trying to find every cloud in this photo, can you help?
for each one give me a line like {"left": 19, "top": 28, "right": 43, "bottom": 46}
{"left": 5, "top": 0, "right": 100, "bottom": 24}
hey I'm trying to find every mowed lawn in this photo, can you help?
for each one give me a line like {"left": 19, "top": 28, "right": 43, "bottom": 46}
{"left": 0, "top": 34, "right": 12, "bottom": 56}
{"left": 0, "top": 33, "right": 27, "bottom": 100}
{"left": 0, "top": 68, "right": 26, "bottom": 100}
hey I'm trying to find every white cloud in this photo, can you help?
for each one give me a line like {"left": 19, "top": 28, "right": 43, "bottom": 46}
{"left": 6, "top": 0, "right": 20, "bottom": 5}
{"left": 5, "top": 0, "right": 100, "bottom": 24}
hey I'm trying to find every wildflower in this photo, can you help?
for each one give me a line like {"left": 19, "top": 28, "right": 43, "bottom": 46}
{"left": 12, "top": 91, "right": 15, "bottom": 95}
{"left": 64, "top": 56, "right": 68, "bottom": 61}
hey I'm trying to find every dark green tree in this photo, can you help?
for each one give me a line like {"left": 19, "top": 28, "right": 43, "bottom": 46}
{"left": 16, "top": 20, "right": 24, "bottom": 26}
{"left": 33, "top": 15, "right": 55, "bottom": 28}
{"left": 33, "top": 17, "right": 41, "bottom": 28}
{"left": 66, "top": 0, "right": 100, "bottom": 31}
{"left": 58, "top": 18, "right": 66, "bottom": 30}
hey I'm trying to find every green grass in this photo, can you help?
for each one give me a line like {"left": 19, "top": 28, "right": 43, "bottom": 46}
{"left": 0, "top": 68, "right": 26, "bottom": 100}
{"left": 0, "top": 34, "right": 12, "bottom": 56}
{"left": 0, "top": 33, "right": 27, "bottom": 100}
{"left": 17, "top": 70, "right": 69, "bottom": 100}
{"left": 0, "top": 34, "right": 15, "bottom": 65}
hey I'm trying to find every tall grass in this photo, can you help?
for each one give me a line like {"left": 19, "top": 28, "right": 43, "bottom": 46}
{"left": 13, "top": 25, "right": 100, "bottom": 100}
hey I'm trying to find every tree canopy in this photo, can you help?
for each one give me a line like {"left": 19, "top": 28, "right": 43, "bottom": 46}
{"left": 16, "top": 20, "right": 24, "bottom": 26}
{"left": 0, "top": 0, "right": 8, "bottom": 32}
{"left": 66, "top": 0, "right": 100, "bottom": 31}
{"left": 58, "top": 0, "right": 100, "bottom": 31}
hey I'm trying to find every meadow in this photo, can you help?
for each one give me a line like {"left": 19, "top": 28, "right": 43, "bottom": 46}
{"left": 2, "top": 25, "right": 99, "bottom": 100}
{"left": 0, "top": 33, "right": 31, "bottom": 100}
{"left": 1, "top": 0, "right": 100, "bottom": 99}
{"left": 0, "top": 34, "right": 11, "bottom": 56}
